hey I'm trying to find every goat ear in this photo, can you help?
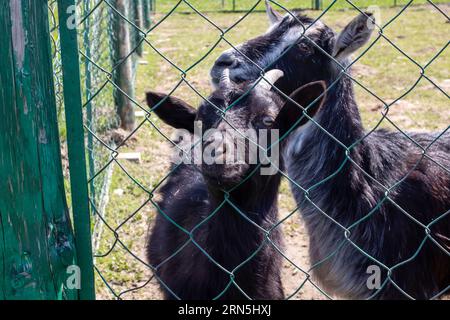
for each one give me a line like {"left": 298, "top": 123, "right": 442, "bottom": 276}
{"left": 332, "top": 12, "right": 375, "bottom": 62}
{"left": 265, "top": 0, "right": 282, "bottom": 25}
{"left": 146, "top": 91, "right": 197, "bottom": 133}
{"left": 275, "top": 81, "right": 326, "bottom": 137}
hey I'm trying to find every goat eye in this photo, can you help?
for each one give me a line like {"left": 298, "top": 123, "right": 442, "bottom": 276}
{"left": 298, "top": 42, "right": 312, "bottom": 54}
{"left": 262, "top": 116, "right": 274, "bottom": 127}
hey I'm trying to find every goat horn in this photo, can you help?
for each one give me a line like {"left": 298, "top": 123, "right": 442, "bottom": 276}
{"left": 259, "top": 69, "right": 284, "bottom": 90}
{"left": 219, "top": 68, "right": 231, "bottom": 91}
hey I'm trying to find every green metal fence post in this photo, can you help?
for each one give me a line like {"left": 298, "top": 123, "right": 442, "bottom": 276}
{"left": 0, "top": 0, "right": 77, "bottom": 300}
{"left": 111, "top": 0, "right": 136, "bottom": 131}
{"left": 57, "top": 0, "right": 96, "bottom": 300}
{"left": 314, "top": 0, "right": 322, "bottom": 10}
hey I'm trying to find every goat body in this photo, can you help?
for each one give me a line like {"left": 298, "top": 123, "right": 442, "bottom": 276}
{"left": 286, "top": 76, "right": 450, "bottom": 299}
{"left": 148, "top": 162, "right": 284, "bottom": 300}
{"left": 145, "top": 74, "right": 306, "bottom": 300}
{"left": 210, "top": 3, "right": 450, "bottom": 298}
{"left": 146, "top": 74, "right": 327, "bottom": 300}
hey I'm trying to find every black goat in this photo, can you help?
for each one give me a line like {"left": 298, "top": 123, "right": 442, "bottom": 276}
{"left": 146, "top": 70, "right": 326, "bottom": 300}
{"left": 210, "top": 1, "right": 450, "bottom": 299}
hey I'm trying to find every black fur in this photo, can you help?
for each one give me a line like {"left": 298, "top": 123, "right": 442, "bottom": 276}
{"left": 146, "top": 78, "right": 326, "bottom": 300}
{"left": 146, "top": 83, "right": 286, "bottom": 300}
{"left": 287, "top": 77, "right": 450, "bottom": 299}
{"left": 212, "top": 9, "right": 450, "bottom": 299}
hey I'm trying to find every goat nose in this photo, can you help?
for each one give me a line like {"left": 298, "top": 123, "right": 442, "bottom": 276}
{"left": 215, "top": 53, "right": 236, "bottom": 68}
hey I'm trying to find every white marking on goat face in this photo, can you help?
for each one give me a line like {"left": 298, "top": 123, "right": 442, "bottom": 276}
{"left": 219, "top": 18, "right": 325, "bottom": 84}
{"left": 260, "top": 21, "right": 325, "bottom": 67}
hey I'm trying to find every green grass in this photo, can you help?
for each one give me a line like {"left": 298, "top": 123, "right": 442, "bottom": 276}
{"left": 154, "top": 0, "right": 450, "bottom": 13}
{"left": 93, "top": 3, "right": 450, "bottom": 299}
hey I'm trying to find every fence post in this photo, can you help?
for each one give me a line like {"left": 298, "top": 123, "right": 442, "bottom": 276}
{"left": 232, "top": 0, "right": 236, "bottom": 11}
{"left": 143, "top": 0, "right": 152, "bottom": 29}
{"left": 81, "top": 0, "right": 97, "bottom": 205}
{"left": 0, "top": 0, "right": 77, "bottom": 299}
{"left": 314, "top": 0, "right": 322, "bottom": 10}
{"left": 134, "top": 0, "right": 144, "bottom": 56}
{"left": 111, "top": 0, "right": 136, "bottom": 131}
{"left": 57, "top": 0, "right": 96, "bottom": 300}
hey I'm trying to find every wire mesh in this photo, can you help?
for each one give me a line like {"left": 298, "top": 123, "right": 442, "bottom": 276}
{"left": 50, "top": 0, "right": 449, "bottom": 300}
{"left": 49, "top": 0, "right": 73, "bottom": 199}
{"left": 153, "top": 0, "right": 450, "bottom": 12}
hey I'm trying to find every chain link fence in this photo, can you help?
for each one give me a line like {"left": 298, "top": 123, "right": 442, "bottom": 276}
{"left": 49, "top": 1, "right": 148, "bottom": 219}
{"left": 153, "top": 0, "right": 450, "bottom": 12}
{"left": 47, "top": 0, "right": 450, "bottom": 300}
{"left": 48, "top": 0, "right": 153, "bottom": 298}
